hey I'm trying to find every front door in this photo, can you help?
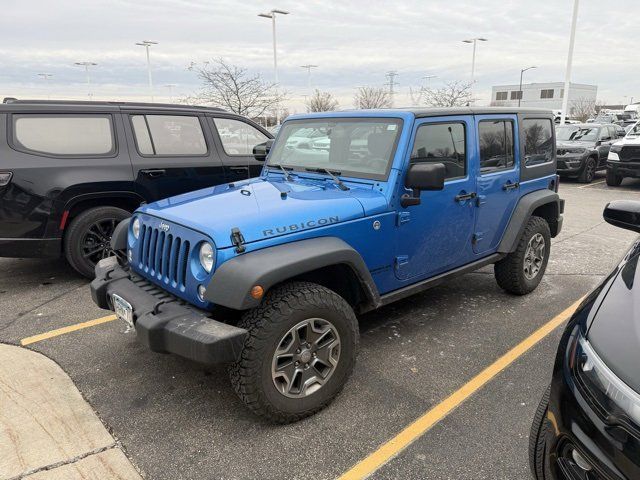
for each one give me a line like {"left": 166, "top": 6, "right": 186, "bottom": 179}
{"left": 395, "top": 116, "right": 476, "bottom": 281}
{"left": 473, "top": 114, "right": 521, "bottom": 254}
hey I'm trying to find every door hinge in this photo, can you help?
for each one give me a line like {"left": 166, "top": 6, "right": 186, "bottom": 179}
{"left": 396, "top": 211, "right": 411, "bottom": 226}
{"left": 472, "top": 232, "right": 484, "bottom": 245}
{"left": 394, "top": 255, "right": 409, "bottom": 269}
{"left": 230, "top": 227, "right": 246, "bottom": 253}
{"left": 475, "top": 194, "right": 487, "bottom": 207}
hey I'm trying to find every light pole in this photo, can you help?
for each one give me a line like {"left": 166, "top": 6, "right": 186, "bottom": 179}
{"left": 37, "top": 73, "right": 53, "bottom": 100}
{"left": 75, "top": 62, "right": 97, "bottom": 100}
{"left": 518, "top": 66, "right": 536, "bottom": 107}
{"left": 423, "top": 74, "right": 437, "bottom": 88}
{"left": 560, "top": 0, "right": 579, "bottom": 125}
{"left": 462, "top": 38, "right": 487, "bottom": 105}
{"left": 164, "top": 84, "right": 177, "bottom": 103}
{"left": 258, "top": 9, "right": 289, "bottom": 124}
{"left": 135, "top": 40, "right": 158, "bottom": 102}
{"left": 300, "top": 64, "right": 318, "bottom": 91}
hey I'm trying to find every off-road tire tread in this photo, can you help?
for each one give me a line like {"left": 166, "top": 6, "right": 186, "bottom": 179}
{"left": 606, "top": 168, "right": 623, "bottom": 187}
{"left": 494, "top": 216, "right": 550, "bottom": 295}
{"left": 64, "top": 206, "right": 130, "bottom": 278}
{"left": 229, "top": 281, "right": 358, "bottom": 423}
{"left": 529, "top": 385, "right": 551, "bottom": 479}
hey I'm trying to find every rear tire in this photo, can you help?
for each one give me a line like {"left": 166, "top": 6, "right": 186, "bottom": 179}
{"left": 606, "top": 168, "right": 623, "bottom": 186}
{"left": 495, "top": 216, "right": 551, "bottom": 295}
{"left": 578, "top": 157, "right": 596, "bottom": 183}
{"left": 529, "top": 385, "right": 552, "bottom": 479}
{"left": 229, "top": 281, "right": 358, "bottom": 423}
{"left": 64, "top": 206, "right": 130, "bottom": 278}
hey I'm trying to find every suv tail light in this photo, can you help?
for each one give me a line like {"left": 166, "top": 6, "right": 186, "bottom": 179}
{"left": 0, "top": 172, "right": 12, "bottom": 186}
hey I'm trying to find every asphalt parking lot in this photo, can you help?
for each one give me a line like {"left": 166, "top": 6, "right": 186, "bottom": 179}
{"left": 2, "top": 174, "right": 639, "bottom": 480}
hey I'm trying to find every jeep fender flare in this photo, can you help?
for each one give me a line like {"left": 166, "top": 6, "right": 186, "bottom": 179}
{"left": 204, "top": 237, "right": 380, "bottom": 311}
{"left": 498, "top": 189, "right": 563, "bottom": 254}
{"left": 110, "top": 218, "right": 130, "bottom": 251}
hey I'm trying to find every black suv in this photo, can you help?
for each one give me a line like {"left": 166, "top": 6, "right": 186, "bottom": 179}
{"left": 555, "top": 123, "right": 624, "bottom": 183}
{"left": 0, "top": 100, "right": 272, "bottom": 277}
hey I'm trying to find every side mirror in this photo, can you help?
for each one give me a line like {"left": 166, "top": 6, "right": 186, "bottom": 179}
{"left": 253, "top": 139, "right": 274, "bottom": 161}
{"left": 604, "top": 200, "right": 640, "bottom": 233}
{"left": 618, "top": 131, "right": 626, "bottom": 138}
{"left": 401, "top": 162, "right": 445, "bottom": 207}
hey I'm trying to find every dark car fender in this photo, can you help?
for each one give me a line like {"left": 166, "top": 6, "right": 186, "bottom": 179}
{"left": 204, "top": 237, "right": 381, "bottom": 311}
{"left": 498, "top": 189, "right": 564, "bottom": 254}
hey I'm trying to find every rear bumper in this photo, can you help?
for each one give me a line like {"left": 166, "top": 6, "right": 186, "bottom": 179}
{"left": 0, "top": 237, "right": 61, "bottom": 258}
{"left": 90, "top": 257, "right": 247, "bottom": 364}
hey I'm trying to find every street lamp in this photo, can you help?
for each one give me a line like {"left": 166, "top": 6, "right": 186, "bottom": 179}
{"left": 37, "top": 73, "right": 53, "bottom": 100}
{"left": 135, "top": 40, "right": 158, "bottom": 102}
{"left": 462, "top": 38, "right": 487, "bottom": 105}
{"left": 560, "top": 0, "right": 579, "bottom": 125}
{"left": 423, "top": 75, "right": 437, "bottom": 88}
{"left": 518, "top": 66, "right": 537, "bottom": 107}
{"left": 75, "top": 61, "right": 97, "bottom": 100}
{"left": 258, "top": 9, "right": 289, "bottom": 124}
{"left": 300, "top": 64, "right": 318, "bottom": 91}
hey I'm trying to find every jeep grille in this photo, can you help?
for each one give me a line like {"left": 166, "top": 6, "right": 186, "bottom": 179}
{"left": 138, "top": 225, "right": 190, "bottom": 288}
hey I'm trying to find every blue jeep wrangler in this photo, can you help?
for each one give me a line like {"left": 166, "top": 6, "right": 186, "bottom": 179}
{"left": 91, "top": 107, "right": 564, "bottom": 422}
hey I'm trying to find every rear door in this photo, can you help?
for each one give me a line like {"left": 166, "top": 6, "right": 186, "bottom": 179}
{"left": 473, "top": 114, "right": 520, "bottom": 255}
{"left": 596, "top": 126, "right": 614, "bottom": 166}
{"left": 207, "top": 116, "right": 271, "bottom": 181}
{"left": 123, "top": 110, "right": 226, "bottom": 202}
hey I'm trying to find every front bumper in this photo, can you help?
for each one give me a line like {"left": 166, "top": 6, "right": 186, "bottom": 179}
{"left": 557, "top": 156, "right": 587, "bottom": 174}
{"left": 545, "top": 341, "right": 640, "bottom": 479}
{"left": 607, "top": 160, "right": 640, "bottom": 178}
{"left": 90, "top": 257, "right": 247, "bottom": 364}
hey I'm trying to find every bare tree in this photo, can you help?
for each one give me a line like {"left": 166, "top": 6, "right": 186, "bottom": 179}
{"left": 422, "top": 80, "right": 473, "bottom": 107}
{"left": 305, "top": 89, "right": 339, "bottom": 112}
{"left": 186, "top": 58, "right": 285, "bottom": 118}
{"left": 353, "top": 86, "right": 391, "bottom": 109}
{"left": 570, "top": 97, "right": 597, "bottom": 122}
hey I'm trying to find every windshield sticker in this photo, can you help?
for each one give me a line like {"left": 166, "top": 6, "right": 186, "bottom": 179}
{"left": 387, "top": 124, "right": 397, "bottom": 130}
{"left": 263, "top": 216, "right": 339, "bottom": 237}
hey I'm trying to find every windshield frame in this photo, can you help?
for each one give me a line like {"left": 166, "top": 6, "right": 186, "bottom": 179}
{"left": 267, "top": 117, "right": 405, "bottom": 181}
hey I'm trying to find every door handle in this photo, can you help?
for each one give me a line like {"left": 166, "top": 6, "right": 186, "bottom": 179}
{"left": 455, "top": 192, "right": 477, "bottom": 203}
{"left": 229, "top": 166, "right": 249, "bottom": 172}
{"left": 502, "top": 181, "right": 520, "bottom": 191}
{"left": 141, "top": 169, "right": 166, "bottom": 178}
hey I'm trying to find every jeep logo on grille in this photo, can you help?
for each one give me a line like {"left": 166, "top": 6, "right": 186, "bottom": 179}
{"left": 159, "top": 222, "right": 170, "bottom": 232}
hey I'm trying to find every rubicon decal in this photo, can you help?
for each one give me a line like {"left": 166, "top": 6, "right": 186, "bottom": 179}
{"left": 262, "top": 216, "right": 339, "bottom": 237}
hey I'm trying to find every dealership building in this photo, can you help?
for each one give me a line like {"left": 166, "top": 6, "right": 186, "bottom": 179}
{"left": 490, "top": 82, "right": 597, "bottom": 113}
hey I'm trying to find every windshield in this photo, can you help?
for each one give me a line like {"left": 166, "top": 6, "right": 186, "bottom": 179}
{"left": 267, "top": 118, "right": 403, "bottom": 179}
{"left": 627, "top": 122, "right": 640, "bottom": 137}
{"left": 556, "top": 126, "right": 598, "bottom": 142}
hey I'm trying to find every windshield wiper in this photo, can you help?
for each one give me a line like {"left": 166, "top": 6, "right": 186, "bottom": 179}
{"left": 305, "top": 167, "right": 349, "bottom": 191}
{"left": 269, "top": 164, "right": 294, "bottom": 182}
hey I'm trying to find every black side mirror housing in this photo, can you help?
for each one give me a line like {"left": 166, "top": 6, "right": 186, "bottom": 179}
{"left": 401, "top": 162, "right": 446, "bottom": 207}
{"left": 604, "top": 200, "right": 640, "bottom": 233}
{"left": 253, "top": 139, "right": 274, "bottom": 161}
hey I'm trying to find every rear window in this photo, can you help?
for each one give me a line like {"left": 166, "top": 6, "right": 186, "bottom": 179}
{"left": 13, "top": 115, "right": 114, "bottom": 156}
{"left": 131, "top": 115, "right": 207, "bottom": 156}
{"left": 522, "top": 118, "right": 554, "bottom": 166}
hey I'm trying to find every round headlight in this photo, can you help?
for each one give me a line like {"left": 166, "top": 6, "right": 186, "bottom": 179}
{"left": 199, "top": 242, "right": 214, "bottom": 273}
{"left": 132, "top": 217, "right": 140, "bottom": 239}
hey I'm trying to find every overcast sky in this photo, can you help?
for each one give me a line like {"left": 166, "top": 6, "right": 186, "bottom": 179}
{"left": 0, "top": 0, "right": 637, "bottom": 111}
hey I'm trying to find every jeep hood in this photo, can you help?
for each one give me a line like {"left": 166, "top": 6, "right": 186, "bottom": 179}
{"left": 138, "top": 177, "right": 387, "bottom": 248}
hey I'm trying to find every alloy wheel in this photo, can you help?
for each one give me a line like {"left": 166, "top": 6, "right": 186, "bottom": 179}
{"left": 523, "top": 233, "right": 546, "bottom": 280}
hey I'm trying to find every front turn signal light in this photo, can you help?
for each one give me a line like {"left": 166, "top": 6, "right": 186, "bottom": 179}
{"left": 0, "top": 172, "right": 12, "bottom": 186}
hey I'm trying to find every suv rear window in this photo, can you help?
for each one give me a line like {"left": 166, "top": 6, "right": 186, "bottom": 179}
{"left": 131, "top": 115, "right": 207, "bottom": 156}
{"left": 522, "top": 118, "right": 553, "bottom": 166}
{"left": 13, "top": 115, "right": 114, "bottom": 156}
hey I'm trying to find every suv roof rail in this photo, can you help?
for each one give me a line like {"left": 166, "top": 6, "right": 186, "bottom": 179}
{"left": 1, "top": 99, "right": 226, "bottom": 111}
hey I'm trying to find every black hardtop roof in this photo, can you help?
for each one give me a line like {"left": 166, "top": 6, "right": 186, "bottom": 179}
{"left": 0, "top": 98, "right": 226, "bottom": 113}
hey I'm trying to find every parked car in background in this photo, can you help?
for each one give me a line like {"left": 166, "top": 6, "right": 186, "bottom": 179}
{"left": 606, "top": 121, "right": 640, "bottom": 186}
{"left": 0, "top": 99, "right": 272, "bottom": 277}
{"left": 529, "top": 200, "right": 640, "bottom": 479}
{"left": 555, "top": 123, "right": 622, "bottom": 183}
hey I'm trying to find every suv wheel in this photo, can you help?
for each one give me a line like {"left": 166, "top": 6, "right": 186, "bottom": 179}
{"left": 606, "top": 168, "right": 623, "bottom": 187}
{"left": 64, "top": 206, "right": 130, "bottom": 278}
{"left": 229, "top": 281, "right": 358, "bottom": 423}
{"left": 529, "top": 386, "right": 552, "bottom": 479}
{"left": 494, "top": 215, "right": 551, "bottom": 295}
{"left": 578, "top": 156, "right": 597, "bottom": 183}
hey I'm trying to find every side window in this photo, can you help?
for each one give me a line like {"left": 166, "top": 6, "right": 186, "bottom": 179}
{"left": 130, "top": 115, "right": 207, "bottom": 156}
{"left": 522, "top": 118, "right": 554, "bottom": 166}
{"left": 478, "top": 120, "right": 515, "bottom": 174}
{"left": 510, "top": 91, "right": 522, "bottom": 100}
{"left": 213, "top": 118, "right": 268, "bottom": 155}
{"left": 496, "top": 91, "right": 507, "bottom": 101}
{"left": 411, "top": 122, "right": 466, "bottom": 180}
{"left": 13, "top": 115, "right": 114, "bottom": 156}
{"left": 540, "top": 89, "right": 554, "bottom": 99}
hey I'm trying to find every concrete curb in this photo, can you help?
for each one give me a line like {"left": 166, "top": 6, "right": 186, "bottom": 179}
{"left": 0, "top": 344, "right": 142, "bottom": 480}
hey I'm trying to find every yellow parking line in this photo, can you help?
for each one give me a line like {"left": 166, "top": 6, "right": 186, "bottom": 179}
{"left": 20, "top": 315, "right": 117, "bottom": 346}
{"left": 577, "top": 179, "right": 606, "bottom": 189}
{"left": 338, "top": 297, "right": 584, "bottom": 480}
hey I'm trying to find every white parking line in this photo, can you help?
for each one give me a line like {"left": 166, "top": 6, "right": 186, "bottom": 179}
{"left": 577, "top": 179, "right": 606, "bottom": 189}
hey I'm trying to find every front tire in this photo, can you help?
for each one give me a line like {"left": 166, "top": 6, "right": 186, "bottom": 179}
{"left": 229, "top": 281, "right": 359, "bottom": 423}
{"left": 529, "top": 386, "right": 552, "bottom": 479}
{"left": 64, "top": 206, "right": 130, "bottom": 278}
{"left": 578, "top": 157, "right": 596, "bottom": 183}
{"left": 495, "top": 216, "right": 551, "bottom": 295}
{"left": 606, "top": 168, "right": 623, "bottom": 186}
